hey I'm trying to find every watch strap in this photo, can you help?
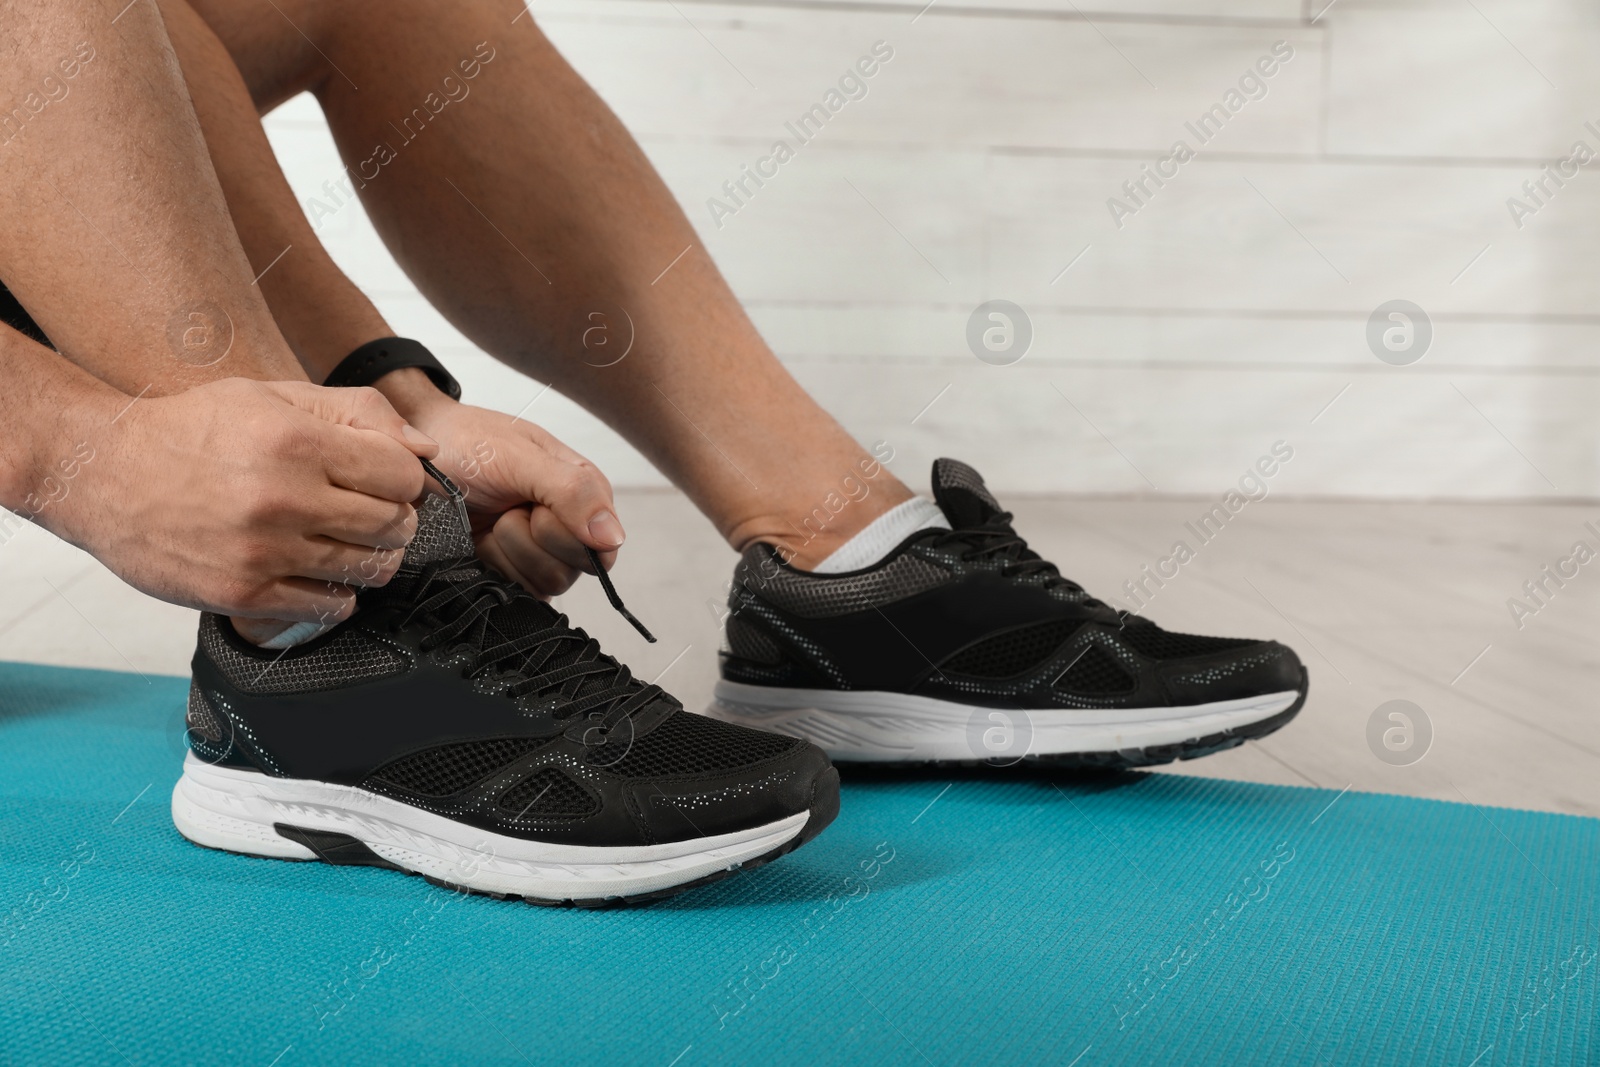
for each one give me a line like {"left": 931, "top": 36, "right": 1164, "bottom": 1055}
{"left": 323, "top": 337, "right": 461, "bottom": 401}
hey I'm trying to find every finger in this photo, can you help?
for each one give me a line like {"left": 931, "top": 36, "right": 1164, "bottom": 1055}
{"left": 475, "top": 519, "right": 577, "bottom": 600}
{"left": 496, "top": 436, "right": 623, "bottom": 551}
{"left": 309, "top": 496, "right": 417, "bottom": 551}
{"left": 527, "top": 504, "right": 615, "bottom": 574}
{"left": 473, "top": 526, "right": 538, "bottom": 595}
{"left": 276, "top": 381, "right": 439, "bottom": 459}
{"left": 489, "top": 507, "right": 582, "bottom": 597}
{"left": 314, "top": 420, "right": 428, "bottom": 502}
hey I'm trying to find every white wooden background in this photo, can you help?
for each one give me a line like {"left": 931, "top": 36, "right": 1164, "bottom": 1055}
{"left": 265, "top": 0, "right": 1600, "bottom": 499}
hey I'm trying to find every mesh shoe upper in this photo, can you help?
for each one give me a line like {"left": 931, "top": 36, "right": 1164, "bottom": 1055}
{"left": 720, "top": 458, "right": 1305, "bottom": 709}
{"left": 188, "top": 484, "right": 829, "bottom": 847}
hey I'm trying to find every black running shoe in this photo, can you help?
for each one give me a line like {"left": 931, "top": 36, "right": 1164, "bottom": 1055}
{"left": 707, "top": 459, "right": 1308, "bottom": 767}
{"left": 171, "top": 463, "right": 839, "bottom": 906}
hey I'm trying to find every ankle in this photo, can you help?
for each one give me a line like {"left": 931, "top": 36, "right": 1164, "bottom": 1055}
{"left": 726, "top": 479, "right": 916, "bottom": 571}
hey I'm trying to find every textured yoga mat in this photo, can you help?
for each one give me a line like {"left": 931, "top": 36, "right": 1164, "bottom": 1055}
{"left": 0, "top": 662, "right": 1594, "bottom": 1066}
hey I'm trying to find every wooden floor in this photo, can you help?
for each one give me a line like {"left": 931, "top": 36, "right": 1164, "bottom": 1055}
{"left": 2, "top": 488, "right": 1594, "bottom": 818}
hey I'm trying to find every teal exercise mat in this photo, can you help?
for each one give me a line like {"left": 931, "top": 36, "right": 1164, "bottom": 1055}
{"left": 0, "top": 661, "right": 1594, "bottom": 1066}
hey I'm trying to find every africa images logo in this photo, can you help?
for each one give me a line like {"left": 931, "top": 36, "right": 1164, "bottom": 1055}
{"left": 1105, "top": 40, "right": 1295, "bottom": 229}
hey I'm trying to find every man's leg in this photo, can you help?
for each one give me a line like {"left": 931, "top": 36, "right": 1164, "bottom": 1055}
{"left": 150, "top": 0, "right": 390, "bottom": 379}
{"left": 152, "top": 0, "right": 638, "bottom": 600}
{"left": 0, "top": 0, "right": 301, "bottom": 391}
{"left": 187, "top": 0, "right": 916, "bottom": 570}
{"left": 0, "top": 0, "right": 433, "bottom": 638}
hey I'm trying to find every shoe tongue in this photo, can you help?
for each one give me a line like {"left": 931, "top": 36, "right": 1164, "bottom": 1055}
{"left": 387, "top": 493, "right": 576, "bottom": 666}
{"left": 931, "top": 458, "right": 1005, "bottom": 529}
{"left": 401, "top": 491, "right": 477, "bottom": 567}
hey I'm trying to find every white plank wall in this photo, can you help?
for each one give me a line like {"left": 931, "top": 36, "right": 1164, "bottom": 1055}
{"left": 264, "top": 0, "right": 1600, "bottom": 498}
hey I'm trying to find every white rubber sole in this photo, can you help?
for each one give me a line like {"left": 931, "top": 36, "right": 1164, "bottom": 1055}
{"left": 707, "top": 681, "right": 1302, "bottom": 763}
{"left": 171, "top": 755, "right": 807, "bottom": 902}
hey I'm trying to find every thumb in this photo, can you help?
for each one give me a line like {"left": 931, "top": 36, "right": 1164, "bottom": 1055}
{"left": 270, "top": 381, "right": 439, "bottom": 459}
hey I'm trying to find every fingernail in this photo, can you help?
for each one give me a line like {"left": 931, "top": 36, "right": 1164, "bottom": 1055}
{"left": 401, "top": 424, "right": 438, "bottom": 451}
{"left": 588, "top": 510, "right": 625, "bottom": 547}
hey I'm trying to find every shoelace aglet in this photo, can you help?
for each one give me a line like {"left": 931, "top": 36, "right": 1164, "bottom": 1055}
{"left": 584, "top": 546, "right": 656, "bottom": 643}
{"left": 419, "top": 456, "right": 473, "bottom": 535}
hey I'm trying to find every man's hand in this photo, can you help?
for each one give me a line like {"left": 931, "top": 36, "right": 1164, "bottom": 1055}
{"left": 52, "top": 378, "right": 437, "bottom": 623}
{"left": 379, "top": 370, "right": 622, "bottom": 598}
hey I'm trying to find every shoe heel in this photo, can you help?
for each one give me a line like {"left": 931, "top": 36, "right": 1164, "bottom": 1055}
{"left": 170, "top": 756, "right": 316, "bottom": 861}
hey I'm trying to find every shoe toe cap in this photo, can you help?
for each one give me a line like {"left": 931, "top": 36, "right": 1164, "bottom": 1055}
{"left": 1159, "top": 640, "right": 1307, "bottom": 705}
{"left": 628, "top": 739, "right": 836, "bottom": 845}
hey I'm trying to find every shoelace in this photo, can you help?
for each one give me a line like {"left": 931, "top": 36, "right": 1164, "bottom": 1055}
{"left": 402, "top": 459, "right": 663, "bottom": 737}
{"left": 930, "top": 510, "right": 1113, "bottom": 612}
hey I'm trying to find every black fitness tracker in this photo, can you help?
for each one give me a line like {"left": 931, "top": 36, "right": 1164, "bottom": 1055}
{"left": 323, "top": 336, "right": 462, "bottom": 401}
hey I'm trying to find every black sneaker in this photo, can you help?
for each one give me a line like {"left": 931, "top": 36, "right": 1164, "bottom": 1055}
{"left": 707, "top": 459, "right": 1308, "bottom": 767}
{"left": 171, "top": 462, "right": 839, "bottom": 906}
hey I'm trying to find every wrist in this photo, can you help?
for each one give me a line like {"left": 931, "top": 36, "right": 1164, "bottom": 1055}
{"left": 6, "top": 379, "right": 124, "bottom": 543}
{"left": 373, "top": 366, "right": 458, "bottom": 423}
{"left": 323, "top": 337, "right": 461, "bottom": 412}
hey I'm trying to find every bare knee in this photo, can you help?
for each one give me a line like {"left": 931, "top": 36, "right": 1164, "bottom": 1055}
{"left": 180, "top": 0, "right": 336, "bottom": 109}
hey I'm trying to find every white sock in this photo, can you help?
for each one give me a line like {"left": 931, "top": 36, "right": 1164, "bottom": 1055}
{"left": 257, "top": 620, "right": 332, "bottom": 650}
{"left": 812, "top": 497, "right": 949, "bottom": 574}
